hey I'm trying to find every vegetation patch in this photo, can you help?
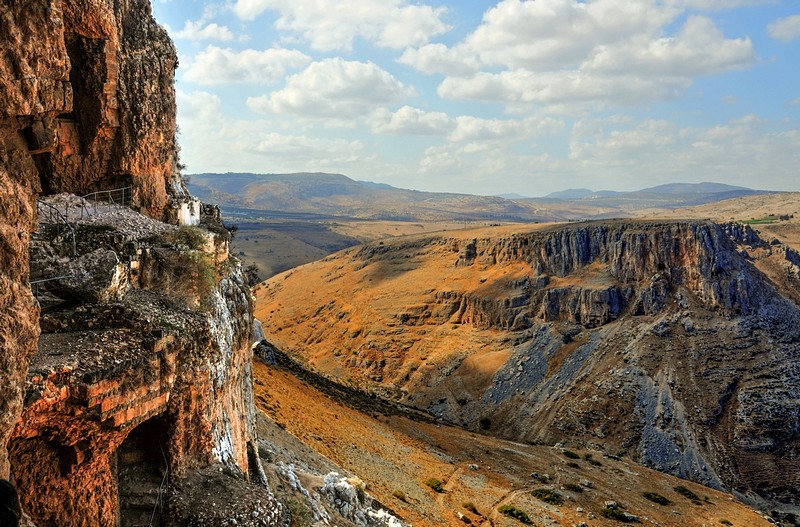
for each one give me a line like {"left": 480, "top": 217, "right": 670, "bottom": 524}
{"left": 392, "top": 490, "right": 408, "bottom": 502}
{"left": 673, "top": 485, "right": 701, "bottom": 503}
{"left": 498, "top": 504, "right": 533, "bottom": 524}
{"left": 532, "top": 488, "right": 563, "bottom": 505}
{"left": 583, "top": 453, "right": 602, "bottom": 466}
{"left": 425, "top": 478, "right": 444, "bottom": 493}
{"left": 600, "top": 507, "right": 640, "bottom": 523}
{"left": 719, "top": 520, "right": 732, "bottom": 526}
{"left": 642, "top": 492, "right": 671, "bottom": 505}
{"left": 563, "top": 483, "right": 583, "bottom": 493}
{"left": 562, "top": 450, "right": 580, "bottom": 459}
{"left": 160, "top": 225, "right": 208, "bottom": 250}
{"left": 462, "top": 502, "right": 479, "bottom": 515}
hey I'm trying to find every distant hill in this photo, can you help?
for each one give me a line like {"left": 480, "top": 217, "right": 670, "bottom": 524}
{"left": 187, "top": 172, "right": 549, "bottom": 222}
{"left": 188, "top": 173, "right": 776, "bottom": 222}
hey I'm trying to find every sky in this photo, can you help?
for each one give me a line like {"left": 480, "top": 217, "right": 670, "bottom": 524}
{"left": 151, "top": 0, "right": 800, "bottom": 197}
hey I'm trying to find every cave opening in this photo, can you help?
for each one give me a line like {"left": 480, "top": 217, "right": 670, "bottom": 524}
{"left": 117, "top": 416, "right": 169, "bottom": 527}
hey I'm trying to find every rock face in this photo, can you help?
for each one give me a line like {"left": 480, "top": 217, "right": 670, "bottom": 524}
{"left": 1, "top": 0, "right": 181, "bottom": 476}
{"left": 1, "top": 0, "right": 181, "bottom": 219}
{"left": 0, "top": 0, "right": 284, "bottom": 524}
{"left": 11, "top": 204, "right": 287, "bottom": 527}
{"left": 256, "top": 220, "right": 800, "bottom": 512}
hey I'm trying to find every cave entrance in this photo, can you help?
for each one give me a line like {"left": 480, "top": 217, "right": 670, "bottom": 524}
{"left": 117, "top": 416, "right": 169, "bottom": 527}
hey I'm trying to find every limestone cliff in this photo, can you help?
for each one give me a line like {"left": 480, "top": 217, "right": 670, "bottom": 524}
{"left": 256, "top": 220, "right": 800, "bottom": 512}
{"left": 12, "top": 198, "right": 287, "bottom": 526}
{"left": 0, "top": 0, "right": 287, "bottom": 525}
{"left": 1, "top": 0, "right": 181, "bottom": 218}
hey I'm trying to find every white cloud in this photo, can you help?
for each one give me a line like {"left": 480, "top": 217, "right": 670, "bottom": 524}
{"left": 438, "top": 70, "right": 691, "bottom": 107}
{"left": 183, "top": 46, "right": 311, "bottom": 85}
{"left": 671, "top": 0, "right": 777, "bottom": 10}
{"left": 247, "top": 58, "right": 413, "bottom": 118}
{"left": 174, "top": 20, "right": 234, "bottom": 41}
{"left": 232, "top": 0, "right": 448, "bottom": 50}
{"left": 449, "top": 115, "right": 563, "bottom": 142}
{"left": 406, "top": 0, "right": 755, "bottom": 111}
{"left": 768, "top": 15, "right": 800, "bottom": 43}
{"left": 790, "top": 98, "right": 800, "bottom": 106}
{"left": 177, "top": 90, "right": 371, "bottom": 173}
{"left": 464, "top": 0, "right": 678, "bottom": 70}
{"left": 370, "top": 106, "right": 454, "bottom": 135}
{"left": 569, "top": 115, "right": 800, "bottom": 189}
{"left": 398, "top": 44, "right": 478, "bottom": 76}
{"left": 584, "top": 16, "right": 754, "bottom": 77}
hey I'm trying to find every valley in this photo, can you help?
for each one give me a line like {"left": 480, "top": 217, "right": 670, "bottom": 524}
{"left": 252, "top": 353, "right": 775, "bottom": 527}
{"left": 252, "top": 214, "right": 800, "bottom": 519}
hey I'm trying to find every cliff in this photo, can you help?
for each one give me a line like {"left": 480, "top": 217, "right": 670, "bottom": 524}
{"left": 0, "top": 0, "right": 288, "bottom": 525}
{"left": 11, "top": 196, "right": 288, "bottom": 526}
{"left": 255, "top": 220, "right": 800, "bottom": 513}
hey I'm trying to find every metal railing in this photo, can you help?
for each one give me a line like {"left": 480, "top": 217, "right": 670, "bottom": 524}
{"left": 35, "top": 199, "right": 76, "bottom": 257}
{"left": 79, "top": 186, "right": 133, "bottom": 219}
{"left": 149, "top": 445, "right": 170, "bottom": 527}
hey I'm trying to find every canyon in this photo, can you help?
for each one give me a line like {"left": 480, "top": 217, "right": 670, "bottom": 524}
{"left": 1, "top": 0, "right": 795, "bottom": 526}
{"left": 255, "top": 219, "right": 800, "bottom": 515}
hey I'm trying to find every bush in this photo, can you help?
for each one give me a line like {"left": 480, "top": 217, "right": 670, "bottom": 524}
{"left": 642, "top": 492, "right": 671, "bottom": 505}
{"left": 462, "top": 502, "right": 479, "bottom": 515}
{"left": 583, "top": 453, "right": 602, "bottom": 466}
{"left": 161, "top": 225, "right": 208, "bottom": 250}
{"left": 600, "top": 507, "right": 640, "bottom": 523}
{"left": 498, "top": 505, "right": 532, "bottom": 524}
{"left": 719, "top": 520, "right": 732, "bottom": 526}
{"left": 673, "top": 485, "right": 701, "bottom": 502}
{"left": 392, "top": 490, "right": 408, "bottom": 502}
{"left": 562, "top": 450, "right": 580, "bottom": 459}
{"left": 425, "top": 478, "right": 444, "bottom": 493}
{"left": 563, "top": 483, "right": 583, "bottom": 493}
{"left": 532, "top": 488, "right": 563, "bottom": 505}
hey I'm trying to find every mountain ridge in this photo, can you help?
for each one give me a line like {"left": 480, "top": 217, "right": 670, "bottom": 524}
{"left": 189, "top": 172, "right": 776, "bottom": 222}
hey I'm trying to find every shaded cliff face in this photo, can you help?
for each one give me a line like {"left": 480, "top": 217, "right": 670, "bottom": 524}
{"left": 1, "top": 0, "right": 180, "bottom": 219}
{"left": 255, "top": 220, "right": 800, "bottom": 510}
{"left": 0, "top": 0, "right": 179, "bottom": 486}
{"left": 12, "top": 203, "right": 286, "bottom": 527}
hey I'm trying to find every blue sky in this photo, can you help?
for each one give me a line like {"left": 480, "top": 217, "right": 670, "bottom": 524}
{"left": 151, "top": 0, "right": 800, "bottom": 196}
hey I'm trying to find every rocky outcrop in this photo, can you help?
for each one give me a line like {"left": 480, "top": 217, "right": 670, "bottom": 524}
{"left": 1, "top": 0, "right": 181, "bottom": 219}
{"left": 11, "top": 202, "right": 287, "bottom": 526}
{"left": 402, "top": 222, "right": 772, "bottom": 332}
{"left": 1, "top": 0, "right": 181, "bottom": 484}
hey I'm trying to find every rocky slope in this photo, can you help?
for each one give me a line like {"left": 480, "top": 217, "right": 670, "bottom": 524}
{"left": 255, "top": 220, "right": 800, "bottom": 514}
{"left": 250, "top": 352, "right": 777, "bottom": 527}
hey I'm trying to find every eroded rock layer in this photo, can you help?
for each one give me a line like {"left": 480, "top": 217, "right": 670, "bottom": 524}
{"left": 255, "top": 220, "right": 800, "bottom": 511}
{"left": 1, "top": 0, "right": 180, "bottom": 219}
{"left": 12, "top": 202, "right": 286, "bottom": 526}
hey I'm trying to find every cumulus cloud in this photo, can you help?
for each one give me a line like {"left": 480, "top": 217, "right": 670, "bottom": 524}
{"left": 177, "top": 89, "right": 371, "bottom": 173}
{"left": 404, "top": 0, "right": 755, "bottom": 111}
{"left": 173, "top": 20, "right": 234, "bottom": 41}
{"left": 398, "top": 44, "right": 478, "bottom": 76}
{"left": 569, "top": 115, "right": 800, "bottom": 188}
{"left": 232, "top": 0, "right": 448, "bottom": 50}
{"left": 247, "top": 58, "right": 413, "bottom": 118}
{"left": 183, "top": 46, "right": 311, "bottom": 85}
{"left": 768, "top": 15, "right": 800, "bottom": 43}
{"left": 449, "top": 115, "right": 563, "bottom": 142}
{"left": 369, "top": 106, "right": 454, "bottom": 135}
